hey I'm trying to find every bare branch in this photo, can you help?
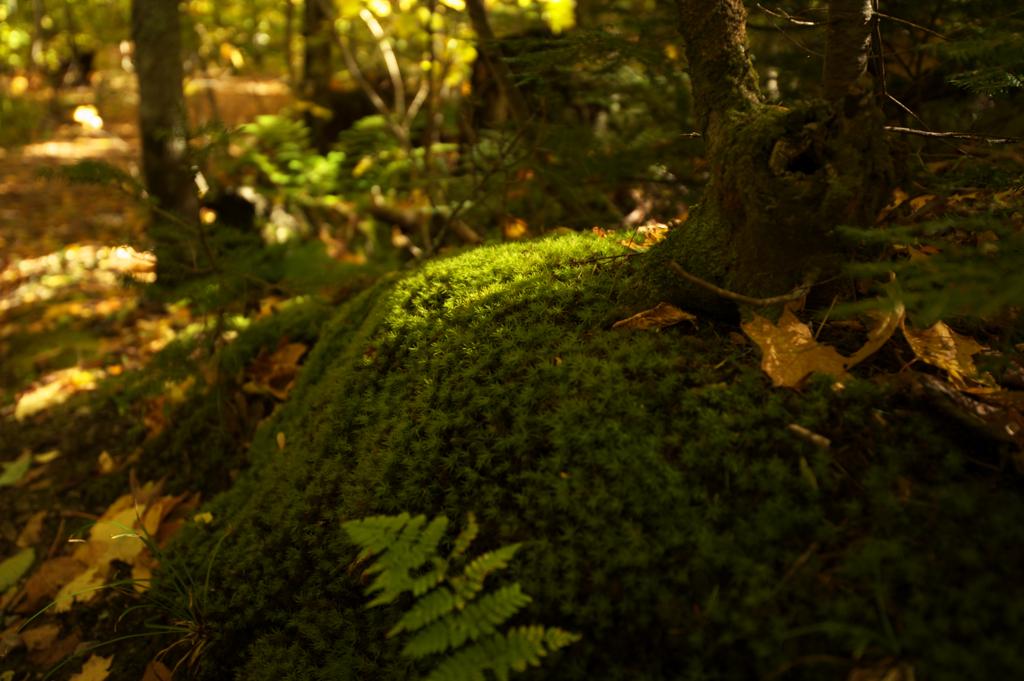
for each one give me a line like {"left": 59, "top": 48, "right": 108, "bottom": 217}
{"left": 667, "top": 260, "right": 817, "bottom": 308}
{"left": 404, "top": 78, "right": 431, "bottom": 129}
{"left": 873, "top": 10, "right": 952, "bottom": 41}
{"left": 884, "top": 126, "right": 1024, "bottom": 143}
{"left": 755, "top": 4, "right": 824, "bottom": 26}
{"left": 359, "top": 9, "right": 405, "bottom": 116}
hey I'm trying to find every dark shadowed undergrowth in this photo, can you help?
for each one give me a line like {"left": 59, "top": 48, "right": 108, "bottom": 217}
{"left": 159, "top": 233, "right": 1023, "bottom": 681}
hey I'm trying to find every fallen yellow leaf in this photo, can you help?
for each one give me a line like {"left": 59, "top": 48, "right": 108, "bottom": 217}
{"left": 16, "top": 510, "right": 48, "bottom": 547}
{"left": 843, "top": 304, "right": 904, "bottom": 370}
{"left": 68, "top": 653, "right": 113, "bottom": 681}
{"left": 19, "top": 623, "right": 60, "bottom": 652}
{"left": 613, "top": 303, "right": 698, "bottom": 330}
{"left": 742, "top": 302, "right": 850, "bottom": 388}
{"left": 901, "top": 319, "right": 997, "bottom": 390}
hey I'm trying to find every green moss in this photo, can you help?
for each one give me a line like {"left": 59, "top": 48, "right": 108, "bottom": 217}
{"left": 166, "top": 234, "right": 1024, "bottom": 681}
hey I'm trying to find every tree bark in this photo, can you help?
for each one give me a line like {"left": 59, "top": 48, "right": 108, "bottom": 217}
{"left": 131, "top": 0, "right": 198, "bottom": 292}
{"left": 303, "top": 0, "right": 334, "bottom": 152}
{"left": 465, "top": 0, "right": 531, "bottom": 122}
{"left": 823, "top": 0, "right": 874, "bottom": 100}
{"left": 628, "top": 0, "right": 898, "bottom": 319}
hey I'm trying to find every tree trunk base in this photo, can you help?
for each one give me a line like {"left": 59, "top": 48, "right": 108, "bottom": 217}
{"left": 629, "top": 91, "right": 901, "bottom": 319}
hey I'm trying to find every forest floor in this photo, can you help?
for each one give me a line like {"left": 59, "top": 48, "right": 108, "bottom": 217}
{"left": 2, "top": 73, "right": 1024, "bottom": 681}
{"left": 0, "top": 76, "right": 303, "bottom": 681}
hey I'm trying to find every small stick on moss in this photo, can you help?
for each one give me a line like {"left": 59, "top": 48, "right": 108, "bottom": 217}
{"left": 667, "top": 260, "right": 818, "bottom": 308}
{"left": 813, "top": 295, "right": 839, "bottom": 341}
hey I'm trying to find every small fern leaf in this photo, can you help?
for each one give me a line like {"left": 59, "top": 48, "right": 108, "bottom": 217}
{"left": 451, "top": 544, "right": 521, "bottom": 600}
{"left": 423, "top": 625, "right": 582, "bottom": 681}
{"left": 409, "top": 563, "right": 448, "bottom": 597}
{"left": 447, "top": 513, "right": 480, "bottom": 562}
{"left": 342, "top": 513, "right": 420, "bottom": 556}
{"left": 402, "top": 584, "right": 532, "bottom": 658}
{"left": 388, "top": 585, "right": 462, "bottom": 637}
{"left": 424, "top": 637, "right": 492, "bottom": 681}
{"left": 539, "top": 626, "right": 583, "bottom": 651}
{"left": 492, "top": 625, "right": 580, "bottom": 680}
{"left": 343, "top": 514, "right": 451, "bottom": 607}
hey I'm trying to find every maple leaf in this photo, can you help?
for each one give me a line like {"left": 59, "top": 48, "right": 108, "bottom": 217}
{"left": 900, "top": 319, "right": 998, "bottom": 391}
{"left": 742, "top": 302, "right": 850, "bottom": 388}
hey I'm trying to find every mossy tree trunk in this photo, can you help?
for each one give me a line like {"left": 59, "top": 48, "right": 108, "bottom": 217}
{"left": 631, "top": 0, "right": 898, "bottom": 318}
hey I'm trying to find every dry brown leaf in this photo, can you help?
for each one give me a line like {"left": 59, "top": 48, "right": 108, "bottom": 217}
{"left": 14, "top": 375, "right": 74, "bottom": 420}
{"left": 142, "top": 660, "right": 174, "bottom": 681}
{"left": 503, "top": 216, "right": 530, "bottom": 239}
{"left": 31, "top": 631, "right": 81, "bottom": 668}
{"left": 68, "top": 653, "right": 114, "bottom": 681}
{"left": 20, "top": 623, "right": 60, "bottom": 652}
{"left": 844, "top": 304, "right": 904, "bottom": 370}
{"left": 15, "top": 555, "right": 87, "bottom": 613}
{"left": 877, "top": 187, "right": 909, "bottom": 222}
{"left": 244, "top": 340, "right": 308, "bottom": 400}
{"left": 0, "top": 617, "right": 26, "bottom": 651}
{"left": 613, "top": 303, "right": 698, "bottom": 330}
{"left": 257, "top": 297, "right": 283, "bottom": 321}
{"left": 901, "top": 320, "right": 998, "bottom": 391}
{"left": 97, "top": 451, "right": 117, "bottom": 475}
{"left": 16, "top": 510, "right": 48, "bottom": 547}
{"left": 976, "top": 390, "right": 1024, "bottom": 411}
{"left": 742, "top": 303, "right": 850, "bottom": 388}
{"left": 52, "top": 566, "right": 107, "bottom": 613}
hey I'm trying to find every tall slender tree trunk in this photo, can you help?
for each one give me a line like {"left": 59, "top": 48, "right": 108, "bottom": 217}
{"left": 131, "top": 0, "right": 198, "bottom": 287}
{"left": 630, "top": 0, "right": 898, "bottom": 319}
{"left": 31, "top": 0, "right": 45, "bottom": 69}
{"left": 303, "top": 0, "right": 334, "bottom": 152}
{"left": 465, "top": 0, "right": 531, "bottom": 122}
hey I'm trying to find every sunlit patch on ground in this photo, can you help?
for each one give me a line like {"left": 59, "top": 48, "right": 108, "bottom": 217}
{"left": 0, "top": 241, "right": 176, "bottom": 419}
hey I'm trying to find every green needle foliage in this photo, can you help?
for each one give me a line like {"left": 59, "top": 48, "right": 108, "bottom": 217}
{"left": 839, "top": 211, "right": 1024, "bottom": 327}
{"left": 343, "top": 512, "right": 581, "bottom": 681}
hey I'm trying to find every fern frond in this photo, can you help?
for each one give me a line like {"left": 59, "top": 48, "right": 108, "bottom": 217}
{"left": 447, "top": 513, "right": 480, "bottom": 562}
{"left": 450, "top": 544, "right": 521, "bottom": 601}
{"left": 425, "top": 625, "right": 581, "bottom": 681}
{"left": 343, "top": 513, "right": 581, "bottom": 680}
{"left": 388, "top": 585, "right": 462, "bottom": 637}
{"left": 402, "top": 584, "right": 533, "bottom": 657}
{"left": 343, "top": 513, "right": 450, "bottom": 606}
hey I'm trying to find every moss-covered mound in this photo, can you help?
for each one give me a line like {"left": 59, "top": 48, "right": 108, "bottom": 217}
{"left": 171, "top": 234, "right": 1024, "bottom": 680}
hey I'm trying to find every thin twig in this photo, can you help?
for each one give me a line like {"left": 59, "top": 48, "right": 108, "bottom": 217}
{"left": 813, "top": 295, "right": 838, "bottom": 341}
{"left": 870, "top": 0, "right": 888, "bottom": 102}
{"left": 571, "top": 253, "right": 638, "bottom": 265}
{"left": 756, "top": 4, "right": 825, "bottom": 26}
{"left": 756, "top": 4, "right": 825, "bottom": 56}
{"left": 667, "top": 260, "right": 817, "bottom": 308}
{"left": 883, "top": 94, "right": 972, "bottom": 156}
{"left": 884, "top": 126, "right": 1024, "bottom": 143}
{"left": 359, "top": 9, "right": 405, "bottom": 115}
{"left": 873, "top": 10, "right": 951, "bottom": 41}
